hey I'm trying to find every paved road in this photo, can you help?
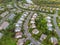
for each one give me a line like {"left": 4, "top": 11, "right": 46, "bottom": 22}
{"left": 14, "top": 3, "right": 20, "bottom": 9}
{"left": 53, "top": 10, "right": 60, "bottom": 37}
{"left": 23, "top": 12, "right": 41, "bottom": 45}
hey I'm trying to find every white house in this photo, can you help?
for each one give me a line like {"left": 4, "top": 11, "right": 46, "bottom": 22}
{"left": 15, "top": 27, "right": 21, "bottom": 32}
{"left": 26, "top": 0, "right": 33, "bottom": 4}
{"left": 31, "top": 24, "right": 36, "bottom": 28}
{"left": 18, "top": 20, "right": 23, "bottom": 24}
{"left": 17, "top": 38, "right": 25, "bottom": 45}
{"left": 46, "top": 16, "right": 51, "bottom": 20}
{"left": 15, "top": 23, "right": 20, "bottom": 27}
{"left": 34, "top": 13, "right": 37, "bottom": 16}
{"left": 20, "top": 17, "right": 24, "bottom": 21}
{"left": 30, "top": 20, "right": 35, "bottom": 24}
{"left": 32, "top": 15, "right": 37, "bottom": 18}
{"left": 32, "top": 29, "right": 39, "bottom": 34}
{"left": 48, "top": 27, "right": 53, "bottom": 31}
{"left": 21, "top": 15, "right": 24, "bottom": 18}
{"left": 47, "top": 23, "right": 52, "bottom": 27}
{"left": 40, "top": 34, "right": 47, "bottom": 41}
{"left": 50, "top": 37, "right": 58, "bottom": 45}
{"left": 31, "top": 18, "right": 35, "bottom": 21}
{"left": 23, "top": 14, "right": 27, "bottom": 17}
{"left": 47, "top": 20, "right": 51, "bottom": 23}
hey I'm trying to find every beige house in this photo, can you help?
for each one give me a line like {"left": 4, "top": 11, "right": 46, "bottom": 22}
{"left": 0, "top": 11, "right": 9, "bottom": 17}
{"left": 17, "top": 38, "right": 25, "bottom": 45}
{"left": 0, "top": 21, "right": 9, "bottom": 30}
{"left": 15, "top": 32, "right": 22, "bottom": 38}
{"left": 31, "top": 24, "right": 36, "bottom": 28}
{"left": 40, "top": 34, "right": 47, "bottom": 41}
{"left": 32, "top": 29, "right": 39, "bottom": 34}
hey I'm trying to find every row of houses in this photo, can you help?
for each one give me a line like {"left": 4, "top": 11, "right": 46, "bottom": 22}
{"left": 41, "top": 35, "right": 58, "bottom": 45}
{"left": 0, "top": 11, "right": 9, "bottom": 17}
{"left": 25, "top": 0, "right": 60, "bottom": 11}
{"left": 15, "top": 11, "right": 29, "bottom": 45}
{"left": 30, "top": 13, "right": 39, "bottom": 35}
{"left": 30, "top": 13, "right": 37, "bottom": 29}
{"left": 0, "top": 4, "right": 23, "bottom": 40}
{"left": 39, "top": 16, "right": 58, "bottom": 45}
{"left": 0, "top": 5, "right": 15, "bottom": 39}
{"left": 30, "top": 13, "right": 47, "bottom": 44}
{"left": 40, "top": 34, "right": 58, "bottom": 45}
{"left": 46, "top": 16, "right": 53, "bottom": 31}
{"left": 19, "top": 3, "right": 55, "bottom": 13}
{"left": 15, "top": 11, "right": 29, "bottom": 38}
{"left": 0, "top": 13, "right": 16, "bottom": 30}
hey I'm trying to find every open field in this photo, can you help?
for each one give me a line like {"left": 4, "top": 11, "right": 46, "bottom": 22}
{"left": 32, "top": 0, "right": 60, "bottom": 7}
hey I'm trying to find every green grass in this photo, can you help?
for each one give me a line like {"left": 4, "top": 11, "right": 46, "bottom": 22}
{"left": 0, "top": 11, "right": 23, "bottom": 45}
{"left": 58, "top": 10, "right": 60, "bottom": 16}
{"left": 56, "top": 17, "right": 60, "bottom": 28}
{"left": 29, "top": 13, "right": 48, "bottom": 40}
{"left": 0, "top": 32, "right": 17, "bottom": 45}
{"left": 0, "top": 24, "right": 17, "bottom": 45}
{"left": 28, "top": 13, "right": 60, "bottom": 45}
{"left": 32, "top": 0, "right": 60, "bottom": 8}
{"left": 24, "top": 40, "right": 30, "bottom": 45}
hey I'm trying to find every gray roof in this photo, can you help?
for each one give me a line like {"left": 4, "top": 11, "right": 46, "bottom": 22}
{"left": 8, "top": 13, "right": 15, "bottom": 20}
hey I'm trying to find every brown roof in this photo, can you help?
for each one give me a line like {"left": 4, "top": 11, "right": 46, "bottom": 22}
{"left": 15, "top": 32, "right": 22, "bottom": 38}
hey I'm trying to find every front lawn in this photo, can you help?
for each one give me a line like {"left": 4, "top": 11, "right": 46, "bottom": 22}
{"left": 24, "top": 40, "right": 30, "bottom": 45}
{"left": 56, "top": 17, "right": 60, "bottom": 28}
{"left": 58, "top": 10, "right": 60, "bottom": 16}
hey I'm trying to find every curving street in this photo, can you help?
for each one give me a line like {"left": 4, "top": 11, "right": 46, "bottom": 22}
{"left": 53, "top": 10, "right": 60, "bottom": 37}
{"left": 23, "top": 12, "right": 41, "bottom": 45}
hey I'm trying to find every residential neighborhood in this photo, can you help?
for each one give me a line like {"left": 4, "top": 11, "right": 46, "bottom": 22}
{"left": 0, "top": 0, "right": 60, "bottom": 45}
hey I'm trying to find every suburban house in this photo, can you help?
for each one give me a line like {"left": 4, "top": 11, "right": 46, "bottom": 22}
{"left": 50, "top": 37, "right": 58, "bottom": 45}
{"left": 32, "top": 29, "right": 39, "bottom": 34}
{"left": 17, "top": 38, "right": 25, "bottom": 45}
{"left": 15, "top": 32, "right": 22, "bottom": 38}
{"left": 0, "top": 21, "right": 9, "bottom": 30}
{"left": 40, "top": 34, "right": 47, "bottom": 41}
